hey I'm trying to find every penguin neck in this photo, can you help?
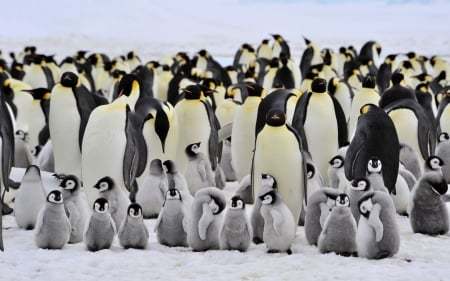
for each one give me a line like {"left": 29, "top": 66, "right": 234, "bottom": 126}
{"left": 243, "top": 96, "right": 261, "bottom": 108}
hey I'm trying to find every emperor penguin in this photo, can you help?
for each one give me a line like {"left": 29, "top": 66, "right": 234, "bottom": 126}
{"left": 49, "top": 72, "right": 98, "bottom": 179}
{"left": 93, "top": 176, "right": 130, "bottom": 229}
{"left": 154, "top": 188, "right": 189, "bottom": 247}
{"left": 24, "top": 87, "right": 51, "bottom": 152}
{"left": 292, "top": 78, "right": 348, "bottom": 185}
{"left": 135, "top": 159, "right": 168, "bottom": 219}
{"left": 349, "top": 178, "right": 372, "bottom": 222}
{"left": 304, "top": 188, "right": 339, "bottom": 246}
{"left": 409, "top": 171, "right": 449, "bottom": 235}
{"left": 259, "top": 185, "right": 296, "bottom": 254}
{"left": 299, "top": 37, "right": 323, "bottom": 79}
{"left": 251, "top": 173, "right": 275, "bottom": 244}
{"left": 435, "top": 132, "right": 450, "bottom": 183}
{"left": 376, "top": 54, "right": 398, "bottom": 93}
{"left": 220, "top": 195, "right": 252, "bottom": 252}
{"left": 327, "top": 77, "right": 353, "bottom": 122}
{"left": 84, "top": 198, "right": 116, "bottom": 252}
{"left": 22, "top": 54, "right": 55, "bottom": 89}
{"left": 356, "top": 191, "right": 400, "bottom": 259}
{"left": 252, "top": 108, "right": 306, "bottom": 224}
{"left": 357, "top": 41, "right": 382, "bottom": 67}
{"left": 118, "top": 203, "right": 149, "bottom": 249}
{"left": 14, "top": 165, "right": 46, "bottom": 230}
{"left": 366, "top": 157, "right": 389, "bottom": 192}
{"left": 163, "top": 160, "right": 194, "bottom": 209}
{"left": 155, "top": 64, "right": 174, "bottom": 101}
{"left": 187, "top": 187, "right": 226, "bottom": 251}
{"left": 34, "top": 190, "right": 71, "bottom": 249}
{"left": 256, "top": 39, "right": 272, "bottom": 60}
{"left": 424, "top": 155, "right": 445, "bottom": 174}
{"left": 184, "top": 142, "right": 215, "bottom": 195}
{"left": 271, "top": 34, "right": 291, "bottom": 59}
{"left": 345, "top": 103, "right": 399, "bottom": 195}
{"left": 318, "top": 194, "right": 357, "bottom": 256}
{"left": 399, "top": 142, "right": 423, "bottom": 180}
{"left": 327, "top": 146, "right": 348, "bottom": 191}
{"left": 59, "top": 175, "right": 89, "bottom": 244}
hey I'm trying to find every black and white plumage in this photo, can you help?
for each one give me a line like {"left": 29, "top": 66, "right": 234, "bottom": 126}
{"left": 436, "top": 132, "right": 450, "bottom": 183}
{"left": 184, "top": 142, "right": 215, "bottom": 195}
{"left": 34, "top": 190, "right": 71, "bottom": 249}
{"left": 220, "top": 195, "right": 252, "bottom": 252}
{"left": 349, "top": 178, "right": 372, "bottom": 222}
{"left": 118, "top": 203, "right": 149, "bottom": 249}
{"left": 84, "top": 198, "right": 116, "bottom": 252}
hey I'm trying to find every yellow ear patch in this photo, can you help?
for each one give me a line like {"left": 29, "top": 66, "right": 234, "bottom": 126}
{"left": 43, "top": 93, "right": 51, "bottom": 100}
{"left": 360, "top": 104, "right": 371, "bottom": 114}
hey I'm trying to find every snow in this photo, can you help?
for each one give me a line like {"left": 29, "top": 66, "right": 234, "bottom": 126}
{"left": 1, "top": 0, "right": 450, "bottom": 280}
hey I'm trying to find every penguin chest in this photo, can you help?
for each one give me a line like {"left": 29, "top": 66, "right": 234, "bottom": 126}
{"left": 439, "top": 106, "right": 450, "bottom": 136}
{"left": 29, "top": 101, "right": 47, "bottom": 148}
{"left": 356, "top": 218, "right": 377, "bottom": 257}
{"left": 388, "top": 109, "right": 421, "bottom": 161}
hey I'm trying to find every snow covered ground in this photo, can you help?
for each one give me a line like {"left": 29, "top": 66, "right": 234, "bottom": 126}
{"left": 1, "top": 0, "right": 450, "bottom": 280}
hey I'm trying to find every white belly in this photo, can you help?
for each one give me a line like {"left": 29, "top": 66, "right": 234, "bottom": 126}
{"left": 389, "top": 109, "right": 422, "bottom": 164}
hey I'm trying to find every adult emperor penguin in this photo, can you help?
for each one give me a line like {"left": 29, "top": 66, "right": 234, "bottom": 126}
{"left": 379, "top": 72, "right": 417, "bottom": 109}
{"left": 187, "top": 187, "right": 226, "bottom": 251}
{"left": 409, "top": 171, "right": 449, "bottom": 235}
{"left": 14, "top": 165, "right": 46, "bottom": 230}
{"left": 327, "top": 77, "right": 353, "bottom": 123}
{"left": 154, "top": 188, "right": 189, "bottom": 247}
{"left": 376, "top": 54, "right": 398, "bottom": 93}
{"left": 259, "top": 185, "right": 296, "bottom": 254}
{"left": 271, "top": 34, "right": 291, "bottom": 59}
{"left": 299, "top": 37, "right": 323, "bottom": 79}
{"left": 59, "top": 174, "right": 89, "bottom": 243}
{"left": 94, "top": 176, "right": 130, "bottom": 230}
{"left": 24, "top": 87, "right": 51, "bottom": 151}
{"left": 436, "top": 132, "right": 450, "bottom": 183}
{"left": 34, "top": 190, "right": 71, "bottom": 249}
{"left": 118, "top": 203, "right": 149, "bottom": 249}
{"left": 304, "top": 188, "right": 339, "bottom": 246}
{"left": 252, "top": 108, "right": 306, "bottom": 224}
{"left": 219, "top": 195, "right": 252, "bottom": 252}
{"left": 318, "top": 194, "right": 357, "bottom": 256}
{"left": 135, "top": 159, "right": 168, "bottom": 219}
{"left": 345, "top": 103, "right": 399, "bottom": 194}
{"left": 174, "top": 85, "right": 220, "bottom": 179}
{"left": 84, "top": 198, "right": 116, "bottom": 252}
{"left": 184, "top": 142, "right": 215, "bottom": 195}
{"left": 22, "top": 54, "right": 55, "bottom": 89}
{"left": 356, "top": 191, "right": 400, "bottom": 259}
{"left": 49, "top": 72, "right": 99, "bottom": 179}
{"left": 292, "top": 78, "right": 348, "bottom": 185}
{"left": 349, "top": 178, "right": 372, "bottom": 222}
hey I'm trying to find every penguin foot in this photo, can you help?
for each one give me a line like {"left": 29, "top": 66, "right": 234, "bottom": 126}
{"left": 2, "top": 203, "right": 13, "bottom": 215}
{"left": 253, "top": 237, "right": 263, "bottom": 244}
{"left": 267, "top": 249, "right": 280, "bottom": 254}
{"left": 338, "top": 251, "right": 357, "bottom": 257}
{"left": 374, "top": 251, "right": 392, "bottom": 260}
{"left": 286, "top": 249, "right": 292, "bottom": 255}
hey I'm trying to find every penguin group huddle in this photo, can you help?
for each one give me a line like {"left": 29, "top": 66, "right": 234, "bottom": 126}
{"left": 0, "top": 34, "right": 449, "bottom": 259}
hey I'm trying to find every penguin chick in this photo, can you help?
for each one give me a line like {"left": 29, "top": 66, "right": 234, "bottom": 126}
{"left": 84, "top": 198, "right": 116, "bottom": 252}
{"left": 14, "top": 165, "right": 46, "bottom": 230}
{"left": 154, "top": 188, "right": 189, "bottom": 247}
{"left": 424, "top": 155, "right": 445, "bottom": 174}
{"left": 436, "top": 132, "right": 450, "bottom": 183}
{"left": 409, "top": 171, "right": 449, "bottom": 235}
{"left": 184, "top": 142, "right": 215, "bottom": 196}
{"left": 260, "top": 188, "right": 296, "bottom": 254}
{"left": 135, "top": 159, "right": 168, "bottom": 219}
{"left": 118, "top": 203, "right": 149, "bottom": 249}
{"left": 366, "top": 157, "right": 389, "bottom": 193}
{"left": 60, "top": 174, "right": 89, "bottom": 243}
{"left": 93, "top": 176, "right": 130, "bottom": 229}
{"left": 304, "top": 188, "right": 339, "bottom": 245}
{"left": 163, "top": 160, "right": 194, "bottom": 210}
{"left": 187, "top": 187, "right": 226, "bottom": 251}
{"left": 220, "top": 195, "right": 252, "bottom": 252}
{"left": 34, "top": 190, "right": 71, "bottom": 249}
{"left": 251, "top": 173, "right": 276, "bottom": 244}
{"left": 356, "top": 191, "right": 400, "bottom": 259}
{"left": 349, "top": 177, "right": 372, "bottom": 222}
{"left": 318, "top": 193, "right": 357, "bottom": 256}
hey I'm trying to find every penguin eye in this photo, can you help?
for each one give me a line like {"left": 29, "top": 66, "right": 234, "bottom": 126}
{"left": 94, "top": 202, "right": 100, "bottom": 210}
{"left": 264, "top": 195, "right": 271, "bottom": 201}
{"left": 100, "top": 182, "right": 108, "bottom": 190}
{"left": 49, "top": 194, "right": 55, "bottom": 201}
{"left": 237, "top": 201, "right": 243, "bottom": 208}
{"left": 307, "top": 171, "right": 313, "bottom": 179}
{"left": 66, "top": 180, "right": 76, "bottom": 189}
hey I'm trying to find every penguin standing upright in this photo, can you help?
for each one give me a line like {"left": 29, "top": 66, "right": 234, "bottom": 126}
{"left": 118, "top": 203, "right": 149, "bottom": 249}
{"left": 14, "top": 165, "right": 46, "bottom": 230}
{"left": 34, "top": 190, "right": 71, "bottom": 249}
{"left": 252, "top": 108, "right": 306, "bottom": 224}
{"left": 220, "top": 195, "right": 252, "bottom": 252}
{"left": 377, "top": 54, "right": 398, "bottom": 93}
{"left": 349, "top": 178, "right": 372, "bottom": 222}
{"left": 184, "top": 142, "right": 215, "bottom": 195}
{"left": 318, "top": 194, "right": 357, "bottom": 256}
{"left": 23, "top": 87, "right": 51, "bottom": 153}
{"left": 271, "top": 34, "right": 290, "bottom": 59}
{"left": 292, "top": 78, "right": 347, "bottom": 185}
{"left": 356, "top": 191, "right": 400, "bottom": 259}
{"left": 84, "top": 198, "right": 116, "bottom": 252}
{"left": 299, "top": 37, "right": 323, "bottom": 79}
{"left": 163, "top": 160, "right": 194, "bottom": 209}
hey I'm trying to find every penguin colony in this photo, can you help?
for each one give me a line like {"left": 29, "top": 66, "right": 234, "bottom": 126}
{"left": 0, "top": 36, "right": 448, "bottom": 260}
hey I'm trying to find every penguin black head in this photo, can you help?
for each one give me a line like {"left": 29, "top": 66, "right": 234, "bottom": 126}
{"left": 367, "top": 157, "right": 382, "bottom": 174}
{"left": 265, "top": 108, "right": 286, "bottom": 127}
{"left": 185, "top": 142, "right": 201, "bottom": 158}
{"left": 311, "top": 78, "right": 327, "bottom": 93}
{"left": 30, "top": 145, "right": 42, "bottom": 157}
{"left": 261, "top": 173, "right": 277, "bottom": 190}
{"left": 261, "top": 39, "right": 269, "bottom": 44}
{"left": 415, "top": 83, "right": 429, "bottom": 94}
{"left": 60, "top": 72, "right": 79, "bottom": 88}
{"left": 127, "top": 203, "right": 143, "bottom": 218}
{"left": 426, "top": 156, "right": 445, "bottom": 171}
{"left": 149, "top": 159, "right": 164, "bottom": 175}
{"left": 438, "top": 132, "right": 449, "bottom": 143}
{"left": 306, "top": 163, "right": 316, "bottom": 179}
{"left": 329, "top": 155, "right": 344, "bottom": 169}
{"left": 401, "top": 60, "right": 414, "bottom": 71}
{"left": 271, "top": 34, "right": 283, "bottom": 41}
{"left": 22, "top": 88, "right": 51, "bottom": 100}
{"left": 47, "top": 190, "right": 63, "bottom": 204}
{"left": 59, "top": 175, "right": 80, "bottom": 192}
{"left": 93, "top": 176, "right": 115, "bottom": 192}
{"left": 230, "top": 195, "right": 245, "bottom": 210}
{"left": 362, "top": 74, "right": 376, "bottom": 89}
{"left": 245, "top": 82, "right": 264, "bottom": 97}
{"left": 391, "top": 72, "right": 404, "bottom": 85}
{"left": 93, "top": 198, "right": 109, "bottom": 213}
{"left": 182, "top": 84, "right": 203, "bottom": 100}
{"left": 127, "top": 51, "right": 138, "bottom": 60}
{"left": 406, "top": 52, "right": 416, "bottom": 59}
{"left": 336, "top": 193, "right": 350, "bottom": 207}
{"left": 358, "top": 191, "right": 375, "bottom": 219}
{"left": 163, "top": 160, "right": 177, "bottom": 174}
{"left": 259, "top": 190, "right": 277, "bottom": 205}
{"left": 351, "top": 177, "right": 371, "bottom": 191}
{"left": 60, "top": 56, "right": 75, "bottom": 65}
{"left": 117, "top": 74, "right": 139, "bottom": 97}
